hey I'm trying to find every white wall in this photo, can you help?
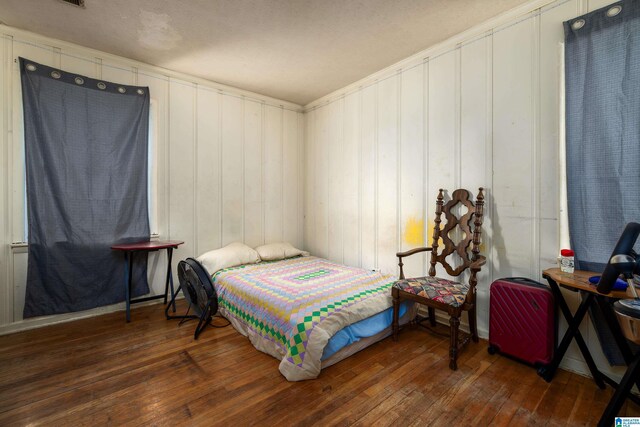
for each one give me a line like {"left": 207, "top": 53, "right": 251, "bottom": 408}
{"left": 0, "top": 26, "right": 304, "bottom": 333}
{"left": 303, "top": 0, "right": 625, "bottom": 379}
{"left": 0, "top": 0, "right": 625, "bottom": 382}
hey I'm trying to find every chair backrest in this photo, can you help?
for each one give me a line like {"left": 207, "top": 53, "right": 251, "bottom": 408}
{"left": 429, "top": 188, "right": 484, "bottom": 278}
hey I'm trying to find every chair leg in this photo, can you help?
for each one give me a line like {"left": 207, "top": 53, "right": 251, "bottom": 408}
{"left": 469, "top": 305, "right": 479, "bottom": 343}
{"left": 428, "top": 307, "right": 437, "bottom": 327}
{"left": 449, "top": 315, "right": 460, "bottom": 370}
{"left": 392, "top": 292, "right": 400, "bottom": 341}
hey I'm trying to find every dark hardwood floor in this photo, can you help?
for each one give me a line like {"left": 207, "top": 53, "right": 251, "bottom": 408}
{"left": 0, "top": 300, "right": 638, "bottom": 426}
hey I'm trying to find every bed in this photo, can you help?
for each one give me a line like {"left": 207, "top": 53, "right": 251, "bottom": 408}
{"left": 211, "top": 255, "right": 413, "bottom": 381}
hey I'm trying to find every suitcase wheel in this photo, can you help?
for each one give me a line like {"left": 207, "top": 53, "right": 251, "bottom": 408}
{"left": 487, "top": 345, "right": 497, "bottom": 355}
{"left": 537, "top": 365, "right": 553, "bottom": 383}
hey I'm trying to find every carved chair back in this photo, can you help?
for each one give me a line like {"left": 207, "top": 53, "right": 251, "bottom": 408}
{"left": 429, "top": 188, "right": 485, "bottom": 278}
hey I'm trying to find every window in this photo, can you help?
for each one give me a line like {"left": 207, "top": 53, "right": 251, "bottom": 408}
{"left": 22, "top": 100, "right": 158, "bottom": 241}
{"left": 148, "top": 99, "right": 158, "bottom": 236}
{"left": 558, "top": 42, "right": 570, "bottom": 251}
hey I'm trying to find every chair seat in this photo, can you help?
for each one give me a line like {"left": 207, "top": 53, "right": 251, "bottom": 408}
{"left": 393, "top": 276, "right": 470, "bottom": 308}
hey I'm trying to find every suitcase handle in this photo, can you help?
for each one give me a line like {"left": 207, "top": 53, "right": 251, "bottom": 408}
{"left": 504, "top": 276, "right": 540, "bottom": 283}
{"left": 499, "top": 277, "right": 549, "bottom": 289}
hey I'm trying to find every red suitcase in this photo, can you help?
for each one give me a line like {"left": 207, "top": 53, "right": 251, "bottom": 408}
{"left": 488, "top": 277, "right": 555, "bottom": 366}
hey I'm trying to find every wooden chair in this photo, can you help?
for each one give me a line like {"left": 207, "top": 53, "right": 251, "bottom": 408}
{"left": 392, "top": 188, "right": 485, "bottom": 370}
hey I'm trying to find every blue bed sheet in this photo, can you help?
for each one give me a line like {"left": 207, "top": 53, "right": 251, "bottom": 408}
{"left": 321, "top": 301, "right": 410, "bottom": 360}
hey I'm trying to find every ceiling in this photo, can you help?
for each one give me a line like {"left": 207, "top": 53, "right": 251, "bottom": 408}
{"left": 0, "top": 0, "right": 531, "bottom": 105}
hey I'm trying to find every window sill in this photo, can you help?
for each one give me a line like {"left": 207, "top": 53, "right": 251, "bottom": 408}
{"left": 10, "top": 234, "right": 161, "bottom": 252}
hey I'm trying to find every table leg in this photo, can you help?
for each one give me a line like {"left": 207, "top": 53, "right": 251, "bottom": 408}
{"left": 164, "top": 248, "right": 176, "bottom": 312}
{"left": 597, "top": 352, "right": 640, "bottom": 427}
{"left": 595, "top": 295, "right": 636, "bottom": 363}
{"left": 539, "top": 279, "right": 605, "bottom": 389}
{"left": 165, "top": 281, "right": 181, "bottom": 319}
{"left": 164, "top": 263, "right": 199, "bottom": 321}
{"left": 594, "top": 295, "right": 640, "bottom": 392}
{"left": 571, "top": 316, "right": 607, "bottom": 389}
{"left": 125, "top": 251, "right": 132, "bottom": 323}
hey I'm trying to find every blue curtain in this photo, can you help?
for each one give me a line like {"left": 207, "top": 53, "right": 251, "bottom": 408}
{"left": 565, "top": 1, "right": 640, "bottom": 365}
{"left": 20, "top": 58, "right": 150, "bottom": 318}
{"left": 564, "top": 0, "right": 640, "bottom": 272}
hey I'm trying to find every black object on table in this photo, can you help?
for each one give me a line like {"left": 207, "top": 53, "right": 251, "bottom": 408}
{"left": 111, "top": 240, "right": 184, "bottom": 322}
{"left": 593, "top": 223, "right": 640, "bottom": 427}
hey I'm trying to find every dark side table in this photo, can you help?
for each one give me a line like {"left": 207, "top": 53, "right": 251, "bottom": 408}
{"left": 111, "top": 240, "right": 184, "bottom": 322}
{"left": 538, "top": 268, "right": 640, "bottom": 426}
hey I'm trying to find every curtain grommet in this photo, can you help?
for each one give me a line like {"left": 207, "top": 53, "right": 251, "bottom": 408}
{"left": 74, "top": 77, "right": 84, "bottom": 85}
{"left": 50, "top": 70, "right": 62, "bottom": 79}
{"left": 117, "top": 87, "right": 126, "bottom": 94}
{"left": 571, "top": 19, "right": 585, "bottom": 30}
{"left": 136, "top": 89, "right": 144, "bottom": 95}
{"left": 97, "top": 82, "right": 106, "bottom": 90}
{"left": 607, "top": 5, "right": 622, "bottom": 17}
{"left": 26, "top": 63, "right": 37, "bottom": 72}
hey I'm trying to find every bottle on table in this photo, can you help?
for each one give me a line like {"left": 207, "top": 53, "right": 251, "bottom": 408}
{"left": 560, "top": 249, "right": 575, "bottom": 273}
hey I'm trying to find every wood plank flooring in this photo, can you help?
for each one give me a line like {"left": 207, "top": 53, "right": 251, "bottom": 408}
{"left": 0, "top": 301, "right": 638, "bottom": 426}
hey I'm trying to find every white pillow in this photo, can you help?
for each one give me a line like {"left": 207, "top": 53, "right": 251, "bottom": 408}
{"left": 255, "top": 242, "right": 309, "bottom": 261}
{"left": 197, "top": 242, "right": 260, "bottom": 274}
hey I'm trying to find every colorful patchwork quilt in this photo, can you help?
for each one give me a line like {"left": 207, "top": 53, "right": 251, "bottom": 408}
{"left": 213, "top": 256, "right": 396, "bottom": 381}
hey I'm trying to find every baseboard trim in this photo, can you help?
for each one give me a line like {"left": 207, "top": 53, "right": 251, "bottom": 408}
{"left": 0, "top": 297, "right": 180, "bottom": 336}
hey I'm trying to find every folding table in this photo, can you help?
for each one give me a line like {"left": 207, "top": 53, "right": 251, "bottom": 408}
{"left": 111, "top": 240, "right": 184, "bottom": 322}
{"left": 538, "top": 268, "right": 640, "bottom": 409}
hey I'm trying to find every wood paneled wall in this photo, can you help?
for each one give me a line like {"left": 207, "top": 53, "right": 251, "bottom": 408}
{"left": 0, "top": 27, "right": 304, "bottom": 332}
{"left": 303, "top": 0, "right": 622, "bottom": 378}
{"left": 0, "top": 0, "right": 624, "bottom": 383}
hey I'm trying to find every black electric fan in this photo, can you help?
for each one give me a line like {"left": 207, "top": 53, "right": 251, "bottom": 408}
{"left": 166, "top": 257, "right": 219, "bottom": 339}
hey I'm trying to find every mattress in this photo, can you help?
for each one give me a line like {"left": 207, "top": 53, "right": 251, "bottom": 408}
{"left": 213, "top": 256, "right": 405, "bottom": 381}
{"left": 321, "top": 301, "right": 409, "bottom": 361}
